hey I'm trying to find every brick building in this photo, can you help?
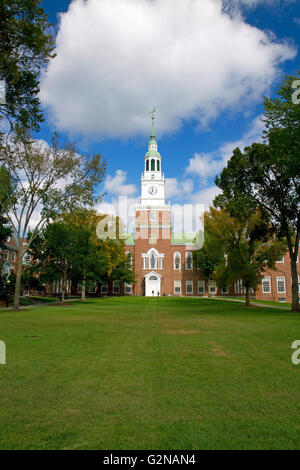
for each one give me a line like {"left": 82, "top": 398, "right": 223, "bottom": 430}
{"left": 1, "top": 118, "right": 299, "bottom": 303}
{"left": 123, "top": 117, "right": 300, "bottom": 303}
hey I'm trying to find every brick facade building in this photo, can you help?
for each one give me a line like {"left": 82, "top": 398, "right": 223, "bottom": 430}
{"left": 123, "top": 117, "right": 300, "bottom": 303}
{"left": 1, "top": 118, "right": 299, "bottom": 303}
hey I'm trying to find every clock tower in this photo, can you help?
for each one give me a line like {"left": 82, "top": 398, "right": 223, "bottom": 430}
{"left": 140, "top": 110, "right": 166, "bottom": 207}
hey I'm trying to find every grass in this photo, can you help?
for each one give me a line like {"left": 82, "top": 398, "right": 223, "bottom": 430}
{"left": 29, "top": 296, "right": 58, "bottom": 303}
{"left": 217, "top": 296, "right": 293, "bottom": 308}
{"left": 0, "top": 297, "right": 300, "bottom": 450}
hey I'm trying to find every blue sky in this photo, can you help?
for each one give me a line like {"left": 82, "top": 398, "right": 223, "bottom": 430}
{"left": 39, "top": 0, "right": 299, "bottom": 210}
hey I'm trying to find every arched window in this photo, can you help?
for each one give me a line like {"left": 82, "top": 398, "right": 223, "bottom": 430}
{"left": 174, "top": 252, "right": 181, "bottom": 270}
{"left": 150, "top": 251, "right": 156, "bottom": 269}
{"left": 185, "top": 251, "right": 193, "bottom": 270}
{"left": 151, "top": 159, "right": 155, "bottom": 171}
{"left": 157, "top": 160, "right": 160, "bottom": 171}
{"left": 149, "top": 275, "right": 157, "bottom": 280}
{"left": 146, "top": 159, "right": 149, "bottom": 171}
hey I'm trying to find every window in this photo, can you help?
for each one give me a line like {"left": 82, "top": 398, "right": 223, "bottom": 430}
{"left": 174, "top": 280, "right": 181, "bottom": 295}
{"left": 23, "top": 252, "right": 31, "bottom": 262}
{"left": 298, "top": 276, "right": 300, "bottom": 293}
{"left": 101, "top": 284, "right": 108, "bottom": 294}
{"left": 125, "top": 283, "right": 132, "bottom": 295}
{"left": 221, "top": 286, "right": 228, "bottom": 294}
{"left": 186, "top": 280, "right": 193, "bottom": 294}
{"left": 143, "top": 257, "right": 148, "bottom": 269}
{"left": 276, "top": 257, "right": 284, "bottom": 263}
{"left": 174, "top": 252, "right": 181, "bottom": 270}
{"left": 185, "top": 251, "right": 193, "bottom": 270}
{"left": 151, "top": 159, "right": 155, "bottom": 171}
{"left": 150, "top": 211, "right": 156, "bottom": 222}
{"left": 262, "top": 276, "right": 271, "bottom": 294}
{"left": 150, "top": 251, "right": 156, "bottom": 269}
{"left": 157, "top": 160, "right": 160, "bottom": 171}
{"left": 11, "top": 252, "right": 16, "bottom": 262}
{"left": 149, "top": 275, "right": 157, "bottom": 281}
{"left": 113, "top": 281, "right": 120, "bottom": 294}
{"left": 158, "top": 257, "right": 162, "bottom": 269}
{"left": 4, "top": 250, "right": 9, "bottom": 260}
{"left": 276, "top": 276, "right": 286, "bottom": 294}
{"left": 198, "top": 280, "right": 205, "bottom": 294}
{"left": 88, "top": 281, "right": 97, "bottom": 294}
{"left": 209, "top": 281, "right": 217, "bottom": 294}
{"left": 146, "top": 159, "right": 149, "bottom": 171}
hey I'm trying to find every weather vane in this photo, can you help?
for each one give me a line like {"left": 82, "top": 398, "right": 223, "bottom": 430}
{"left": 150, "top": 107, "right": 156, "bottom": 120}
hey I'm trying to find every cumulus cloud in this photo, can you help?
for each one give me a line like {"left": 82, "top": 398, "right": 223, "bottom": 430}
{"left": 165, "top": 178, "right": 193, "bottom": 200}
{"left": 104, "top": 169, "right": 137, "bottom": 196}
{"left": 185, "top": 114, "right": 264, "bottom": 181}
{"left": 40, "top": 0, "right": 296, "bottom": 140}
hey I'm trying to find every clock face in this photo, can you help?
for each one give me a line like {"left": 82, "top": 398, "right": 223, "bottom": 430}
{"left": 148, "top": 185, "right": 158, "bottom": 195}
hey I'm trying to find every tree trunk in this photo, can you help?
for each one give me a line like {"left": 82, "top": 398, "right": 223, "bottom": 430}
{"left": 61, "top": 273, "right": 66, "bottom": 303}
{"left": 13, "top": 247, "right": 23, "bottom": 309}
{"left": 290, "top": 256, "right": 299, "bottom": 312}
{"left": 81, "top": 279, "right": 86, "bottom": 301}
{"left": 245, "top": 286, "right": 250, "bottom": 306}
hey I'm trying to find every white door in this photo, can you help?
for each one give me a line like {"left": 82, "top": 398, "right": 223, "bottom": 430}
{"left": 145, "top": 275, "right": 161, "bottom": 297}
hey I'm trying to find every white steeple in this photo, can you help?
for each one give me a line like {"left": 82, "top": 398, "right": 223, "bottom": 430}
{"left": 140, "top": 109, "right": 166, "bottom": 207}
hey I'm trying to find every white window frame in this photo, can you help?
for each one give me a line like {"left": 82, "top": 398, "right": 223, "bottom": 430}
{"left": 125, "top": 283, "right": 132, "bottom": 295}
{"left": 209, "top": 280, "right": 217, "bottom": 294}
{"left": 262, "top": 276, "right": 271, "bottom": 294}
{"left": 174, "top": 280, "right": 181, "bottom": 295}
{"left": 113, "top": 281, "right": 120, "bottom": 294}
{"left": 101, "top": 283, "right": 108, "bottom": 294}
{"left": 197, "top": 280, "right": 205, "bottom": 294}
{"left": 4, "top": 250, "right": 9, "bottom": 260}
{"left": 186, "top": 280, "right": 193, "bottom": 295}
{"left": 185, "top": 251, "right": 193, "bottom": 270}
{"left": 88, "top": 281, "right": 97, "bottom": 294}
{"left": 174, "top": 251, "right": 181, "bottom": 270}
{"left": 276, "top": 257, "right": 284, "bottom": 263}
{"left": 276, "top": 276, "right": 286, "bottom": 294}
{"left": 11, "top": 252, "right": 16, "bottom": 262}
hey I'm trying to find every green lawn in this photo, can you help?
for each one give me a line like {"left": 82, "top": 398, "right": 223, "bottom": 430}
{"left": 0, "top": 297, "right": 300, "bottom": 450}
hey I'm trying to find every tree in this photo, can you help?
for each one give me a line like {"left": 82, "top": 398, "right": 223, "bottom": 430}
{"left": 30, "top": 222, "right": 77, "bottom": 302}
{"left": 0, "top": 131, "right": 106, "bottom": 308}
{"left": 62, "top": 210, "right": 134, "bottom": 300}
{"left": 215, "top": 73, "right": 300, "bottom": 311}
{"left": 0, "top": 0, "right": 55, "bottom": 133}
{"left": 203, "top": 206, "right": 286, "bottom": 306}
{"left": 0, "top": 166, "right": 12, "bottom": 248}
{"left": 29, "top": 212, "right": 135, "bottom": 302}
{"left": 193, "top": 234, "right": 224, "bottom": 295}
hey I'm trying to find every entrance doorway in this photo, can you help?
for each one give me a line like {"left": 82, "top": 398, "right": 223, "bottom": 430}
{"left": 145, "top": 271, "right": 161, "bottom": 297}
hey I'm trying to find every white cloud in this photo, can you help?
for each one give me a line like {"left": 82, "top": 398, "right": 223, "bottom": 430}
{"left": 186, "top": 114, "right": 264, "bottom": 181}
{"left": 190, "top": 185, "right": 222, "bottom": 210}
{"left": 40, "top": 0, "right": 296, "bottom": 140}
{"left": 104, "top": 169, "right": 137, "bottom": 196}
{"left": 165, "top": 178, "right": 193, "bottom": 200}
